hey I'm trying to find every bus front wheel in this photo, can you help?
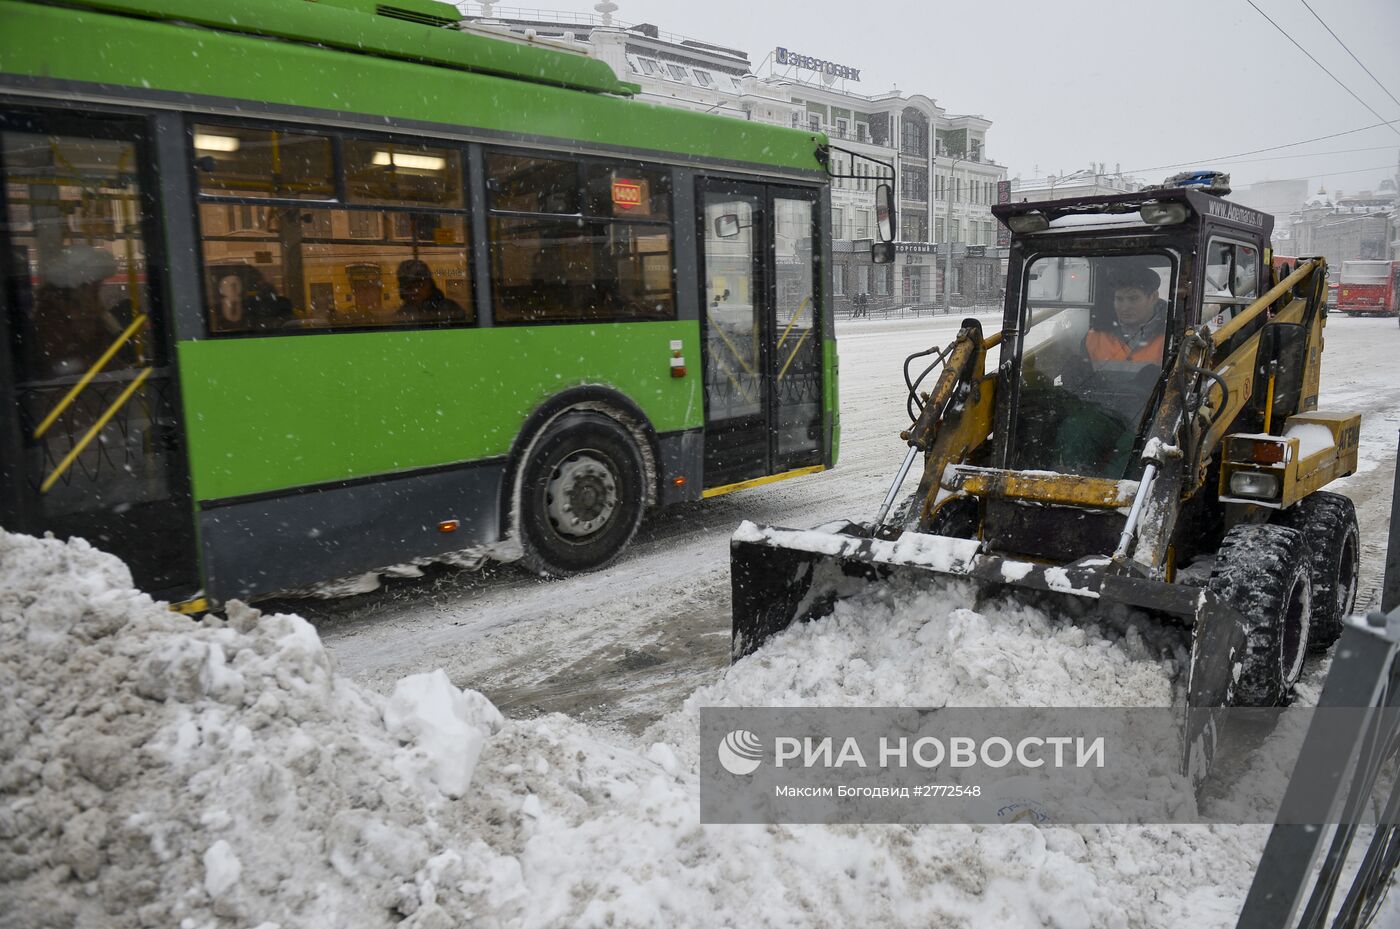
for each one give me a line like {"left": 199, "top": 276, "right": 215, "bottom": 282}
{"left": 518, "top": 412, "right": 646, "bottom": 577}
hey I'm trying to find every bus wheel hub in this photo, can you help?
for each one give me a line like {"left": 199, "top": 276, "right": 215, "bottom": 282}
{"left": 547, "top": 454, "right": 617, "bottom": 537}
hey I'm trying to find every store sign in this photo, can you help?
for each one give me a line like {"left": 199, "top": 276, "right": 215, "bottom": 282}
{"left": 895, "top": 242, "right": 934, "bottom": 254}
{"left": 775, "top": 47, "right": 861, "bottom": 81}
{"left": 996, "top": 180, "right": 1012, "bottom": 247}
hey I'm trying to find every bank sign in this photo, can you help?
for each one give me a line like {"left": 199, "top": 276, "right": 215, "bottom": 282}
{"left": 775, "top": 47, "right": 861, "bottom": 81}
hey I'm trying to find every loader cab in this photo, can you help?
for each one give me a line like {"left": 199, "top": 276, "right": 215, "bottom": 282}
{"left": 991, "top": 188, "right": 1272, "bottom": 484}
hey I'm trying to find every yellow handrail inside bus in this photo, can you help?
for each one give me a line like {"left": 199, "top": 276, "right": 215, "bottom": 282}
{"left": 710, "top": 320, "right": 758, "bottom": 378}
{"left": 777, "top": 328, "right": 811, "bottom": 382}
{"left": 712, "top": 352, "right": 753, "bottom": 402}
{"left": 33, "top": 313, "right": 148, "bottom": 440}
{"left": 776, "top": 295, "right": 812, "bottom": 350}
{"left": 40, "top": 368, "right": 152, "bottom": 494}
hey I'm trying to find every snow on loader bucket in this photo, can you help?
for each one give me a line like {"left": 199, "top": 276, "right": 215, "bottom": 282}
{"left": 729, "top": 211, "right": 1359, "bottom": 780}
{"left": 729, "top": 518, "right": 1248, "bottom": 776}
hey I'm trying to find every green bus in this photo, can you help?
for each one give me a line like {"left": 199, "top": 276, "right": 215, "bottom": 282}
{"left": 0, "top": 0, "right": 871, "bottom": 607}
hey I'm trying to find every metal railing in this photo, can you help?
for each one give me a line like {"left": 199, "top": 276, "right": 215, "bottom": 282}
{"left": 836, "top": 296, "right": 1003, "bottom": 321}
{"left": 1234, "top": 430, "right": 1400, "bottom": 928}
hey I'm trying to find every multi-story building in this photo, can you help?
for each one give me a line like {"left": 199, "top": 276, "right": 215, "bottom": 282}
{"left": 460, "top": 3, "right": 1008, "bottom": 312}
{"left": 1009, "top": 164, "right": 1146, "bottom": 202}
{"left": 1292, "top": 168, "right": 1399, "bottom": 268}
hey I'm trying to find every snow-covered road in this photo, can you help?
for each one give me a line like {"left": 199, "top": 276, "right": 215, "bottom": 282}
{"left": 306, "top": 314, "right": 1399, "bottom": 732}
{"left": 7, "top": 316, "right": 1399, "bottom": 929}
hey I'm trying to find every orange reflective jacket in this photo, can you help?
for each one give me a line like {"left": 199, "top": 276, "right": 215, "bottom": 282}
{"left": 1085, "top": 329, "right": 1165, "bottom": 364}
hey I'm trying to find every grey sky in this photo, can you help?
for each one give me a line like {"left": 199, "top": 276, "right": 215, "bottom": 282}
{"left": 596, "top": 0, "right": 1400, "bottom": 196}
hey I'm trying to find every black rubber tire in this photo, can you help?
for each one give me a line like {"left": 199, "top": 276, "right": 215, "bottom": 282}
{"left": 1274, "top": 491, "right": 1360, "bottom": 652}
{"left": 1206, "top": 523, "right": 1313, "bottom": 707}
{"left": 924, "top": 495, "right": 980, "bottom": 538}
{"left": 517, "top": 411, "right": 646, "bottom": 578}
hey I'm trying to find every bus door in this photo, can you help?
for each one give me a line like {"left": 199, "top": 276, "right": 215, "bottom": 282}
{"left": 0, "top": 111, "right": 197, "bottom": 597}
{"left": 699, "top": 180, "right": 822, "bottom": 487}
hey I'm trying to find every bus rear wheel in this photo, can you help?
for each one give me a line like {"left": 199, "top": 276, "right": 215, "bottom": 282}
{"left": 518, "top": 412, "right": 646, "bottom": 577}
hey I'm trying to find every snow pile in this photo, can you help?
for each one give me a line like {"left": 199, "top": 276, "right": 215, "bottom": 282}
{"left": 0, "top": 531, "right": 501, "bottom": 929}
{"left": 2, "top": 531, "right": 1272, "bottom": 928}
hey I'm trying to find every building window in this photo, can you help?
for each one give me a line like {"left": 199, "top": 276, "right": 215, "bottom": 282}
{"left": 832, "top": 207, "right": 844, "bottom": 239}
{"left": 856, "top": 209, "right": 870, "bottom": 239}
{"left": 638, "top": 58, "right": 660, "bottom": 75}
{"left": 808, "top": 113, "right": 822, "bottom": 132}
{"left": 346, "top": 210, "right": 379, "bottom": 239}
{"left": 902, "top": 165, "right": 928, "bottom": 201}
{"left": 693, "top": 69, "right": 714, "bottom": 87}
{"left": 900, "top": 119, "right": 927, "bottom": 156}
{"left": 834, "top": 117, "right": 848, "bottom": 138}
{"left": 666, "top": 63, "right": 688, "bottom": 82}
{"left": 875, "top": 265, "right": 891, "bottom": 295}
{"left": 833, "top": 264, "right": 845, "bottom": 296}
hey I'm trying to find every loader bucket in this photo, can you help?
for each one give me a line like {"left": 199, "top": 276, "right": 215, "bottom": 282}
{"left": 730, "top": 520, "right": 1247, "bottom": 776}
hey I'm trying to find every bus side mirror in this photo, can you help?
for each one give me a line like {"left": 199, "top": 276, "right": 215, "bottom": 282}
{"left": 875, "top": 183, "right": 895, "bottom": 243}
{"left": 714, "top": 214, "right": 742, "bottom": 238}
{"left": 871, "top": 242, "right": 895, "bottom": 264}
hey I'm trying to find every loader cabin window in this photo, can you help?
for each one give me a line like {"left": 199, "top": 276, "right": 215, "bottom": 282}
{"left": 1202, "top": 238, "right": 1259, "bottom": 332}
{"left": 1013, "top": 253, "right": 1175, "bottom": 478}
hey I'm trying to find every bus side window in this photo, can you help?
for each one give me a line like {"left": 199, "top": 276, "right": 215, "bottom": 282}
{"left": 486, "top": 152, "right": 675, "bottom": 325}
{"left": 196, "top": 127, "right": 473, "bottom": 333}
{"left": 194, "top": 125, "right": 333, "bottom": 200}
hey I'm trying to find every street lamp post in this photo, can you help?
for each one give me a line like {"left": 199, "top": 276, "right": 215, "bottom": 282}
{"left": 942, "top": 153, "right": 965, "bottom": 315}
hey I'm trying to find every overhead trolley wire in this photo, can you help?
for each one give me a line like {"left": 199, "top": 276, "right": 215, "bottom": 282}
{"left": 1009, "top": 124, "right": 1400, "bottom": 187}
{"left": 1244, "top": 0, "right": 1400, "bottom": 139}
{"left": 1298, "top": 0, "right": 1400, "bottom": 114}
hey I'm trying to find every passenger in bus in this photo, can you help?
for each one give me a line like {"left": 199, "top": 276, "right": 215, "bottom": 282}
{"left": 396, "top": 259, "right": 464, "bottom": 323}
{"left": 214, "top": 267, "right": 293, "bottom": 332}
{"left": 29, "top": 245, "right": 128, "bottom": 378}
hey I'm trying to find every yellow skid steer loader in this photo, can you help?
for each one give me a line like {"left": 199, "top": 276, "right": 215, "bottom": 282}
{"left": 732, "top": 173, "right": 1361, "bottom": 773}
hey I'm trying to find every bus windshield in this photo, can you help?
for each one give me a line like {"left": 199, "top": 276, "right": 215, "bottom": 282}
{"left": 1341, "top": 261, "right": 1389, "bottom": 284}
{"left": 1010, "top": 252, "right": 1175, "bottom": 478}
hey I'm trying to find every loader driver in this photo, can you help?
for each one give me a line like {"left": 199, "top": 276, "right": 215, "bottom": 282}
{"left": 1086, "top": 266, "right": 1167, "bottom": 365}
{"left": 1053, "top": 264, "right": 1169, "bottom": 475}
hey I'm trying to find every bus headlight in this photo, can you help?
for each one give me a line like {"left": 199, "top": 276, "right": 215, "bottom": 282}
{"left": 1229, "top": 471, "right": 1281, "bottom": 499}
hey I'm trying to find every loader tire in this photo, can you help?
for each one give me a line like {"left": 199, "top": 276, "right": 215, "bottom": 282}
{"left": 1274, "top": 491, "right": 1359, "bottom": 652}
{"left": 926, "top": 495, "right": 979, "bottom": 538}
{"left": 1206, "top": 524, "right": 1312, "bottom": 707}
